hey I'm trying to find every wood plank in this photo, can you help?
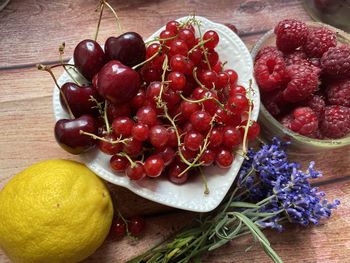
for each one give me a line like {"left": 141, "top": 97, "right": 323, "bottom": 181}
{"left": 0, "top": 0, "right": 311, "bottom": 69}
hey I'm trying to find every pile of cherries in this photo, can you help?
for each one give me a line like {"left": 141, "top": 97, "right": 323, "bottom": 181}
{"left": 45, "top": 15, "right": 260, "bottom": 185}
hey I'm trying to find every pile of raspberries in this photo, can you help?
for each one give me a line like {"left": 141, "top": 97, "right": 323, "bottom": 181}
{"left": 254, "top": 19, "right": 350, "bottom": 139}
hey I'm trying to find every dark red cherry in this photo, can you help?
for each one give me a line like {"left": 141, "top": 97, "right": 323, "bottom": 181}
{"left": 97, "top": 60, "right": 141, "bottom": 104}
{"left": 54, "top": 115, "right": 98, "bottom": 154}
{"left": 60, "top": 82, "right": 100, "bottom": 117}
{"left": 73, "top": 39, "right": 106, "bottom": 81}
{"left": 105, "top": 32, "right": 146, "bottom": 67}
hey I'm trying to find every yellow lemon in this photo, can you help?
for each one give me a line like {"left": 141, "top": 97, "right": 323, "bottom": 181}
{"left": 0, "top": 159, "right": 114, "bottom": 263}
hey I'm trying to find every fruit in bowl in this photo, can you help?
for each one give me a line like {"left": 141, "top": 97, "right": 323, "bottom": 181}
{"left": 251, "top": 19, "right": 350, "bottom": 151}
{"left": 42, "top": 3, "right": 259, "bottom": 211}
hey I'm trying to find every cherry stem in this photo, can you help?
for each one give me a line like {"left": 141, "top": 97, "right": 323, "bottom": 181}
{"left": 103, "top": 100, "right": 111, "bottom": 133}
{"left": 102, "top": 0, "right": 122, "bottom": 34}
{"left": 132, "top": 45, "right": 163, "bottom": 70}
{"left": 49, "top": 63, "right": 76, "bottom": 69}
{"left": 177, "top": 114, "right": 216, "bottom": 177}
{"left": 241, "top": 79, "right": 253, "bottom": 154}
{"left": 117, "top": 152, "right": 137, "bottom": 168}
{"left": 94, "top": 1, "right": 105, "bottom": 41}
{"left": 79, "top": 130, "right": 130, "bottom": 144}
{"left": 37, "top": 64, "right": 75, "bottom": 119}
{"left": 199, "top": 167, "right": 210, "bottom": 195}
{"left": 59, "top": 42, "right": 82, "bottom": 86}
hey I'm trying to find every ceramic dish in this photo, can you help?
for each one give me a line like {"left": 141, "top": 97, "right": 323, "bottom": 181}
{"left": 251, "top": 22, "right": 350, "bottom": 153}
{"left": 53, "top": 16, "right": 260, "bottom": 212}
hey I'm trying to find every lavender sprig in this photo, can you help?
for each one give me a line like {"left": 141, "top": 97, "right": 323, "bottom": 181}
{"left": 129, "top": 138, "right": 339, "bottom": 263}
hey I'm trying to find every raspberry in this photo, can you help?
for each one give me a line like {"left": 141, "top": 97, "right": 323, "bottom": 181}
{"left": 282, "top": 64, "right": 319, "bottom": 103}
{"left": 326, "top": 79, "right": 350, "bottom": 107}
{"left": 254, "top": 52, "right": 287, "bottom": 92}
{"left": 262, "top": 90, "right": 290, "bottom": 117}
{"left": 284, "top": 50, "right": 307, "bottom": 66}
{"left": 302, "top": 95, "right": 326, "bottom": 118}
{"left": 321, "top": 45, "right": 350, "bottom": 77}
{"left": 280, "top": 114, "right": 293, "bottom": 130}
{"left": 274, "top": 19, "right": 308, "bottom": 52}
{"left": 289, "top": 107, "right": 319, "bottom": 136}
{"left": 255, "top": 46, "right": 282, "bottom": 61}
{"left": 303, "top": 27, "right": 336, "bottom": 58}
{"left": 320, "top": 105, "right": 350, "bottom": 138}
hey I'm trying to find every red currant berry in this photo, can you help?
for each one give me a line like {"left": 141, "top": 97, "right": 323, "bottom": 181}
{"left": 226, "top": 94, "right": 249, "bottom": 116}
{"left": 123, "top": 138, "right": 143, "bottom": 157}
{"left": 190, "top": 110, "right": 212, "bottom": 133}
{"left": 217, "top": 72, "right": 230, "bottom": 90}
{"left": 107, "top": 103, "right": 132, "bottom": 120}
{"left": 125, "top": 162, "right": 146, "bottom": 180}
{"left": 215, "top": 149, "right": 234, "bottom": 168}
{"left": 113, "top": 218, "right": 126, "bottom": 238}
{"left": 224, "top": 69, "right": 238, "bottom": 86}
{"left": 189, "top": 47, "right": 202, "bottom": 65}
{"left": 156, "top": 147, "right": 175, "bottom": 166}
{"left": 167, "top": 127, "right": 179, "bottom": 148}
{"left": 168, "top": 161, "right": 189, "bottom": 184}
{"left": 99, "top": 133, "right": 123, "bottom": 155}
{"left": 199, "top": 149, "right": 215, "bottom": 166}
{"left": 128, "top": 216, "right": 146, "bottom": 237}
{"left": 110, "top": 155, "right": 128, "bottom": 172}
{"left": 170, "top": 54, "right": 194, "bottom": 75}
{"left": 169, "top": 39, "right": 189, "bottom": 57}
{"left": 178, "top": 28, "right": 196, "bottom": 48}
{"left": 240, "top": 121, "right": 260, "bottom": 140}
{"left": 149, "top": 125, "right": 169, "bottom": 148}
{"left": 159, "top": 30, "right": 176, "bottom": 45}
{"left": 180, "top": 145, "right": 198, "bottom": 162}
{"left": 132, "top": 123, "right": 149, "bottom": 142}
{"left": 209, "top": 127, "right": 223, "bottom": 148}
{"left": 203, "top": 30, "right": 219, "bottom": 49}
{"left": 166, "top": 20, "right": 180, "bottom": 33}
{"left": 131, "top": 90, "right": 146, "bottom": 110}
{"left": 136, "top": 106, "right": 158, "bottom": 127}
{"left": 180, "top": 100, "right": 201, "bottom": 120}
{"left": 198, "top": 70, "right": 218, "bottom": 89}
{"left": 146, "top": 43, "right": 161, "bottom": 58}
{"left": 144, "top": 155, "right": 165, "bottom": 177}
{"left": 228, "top": 85, "right": 246, "bottom": 96}
{"left": 184, "top": 130, "right": 204, "bottom": 151}
{"left": 222, "top": 126, "right": 241, "bottom": 149}
{"left": 112, "top": 117, "right": 134, "bottom": 138}
{"left": 140, "top": 66, "right": 161, "bottom": 84}
{"left": 167, "top": 71, "right": 186, "bottom": 91}
{"left": 146, "top": 81, "right": 162, "bottom": 104}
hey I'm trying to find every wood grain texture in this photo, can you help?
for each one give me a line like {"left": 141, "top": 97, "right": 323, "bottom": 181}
{"left": 0, "top": 0, "right": 311, "bottom": 69}
{"left": 0, "top": 0, "right": 349, "bottom": 262}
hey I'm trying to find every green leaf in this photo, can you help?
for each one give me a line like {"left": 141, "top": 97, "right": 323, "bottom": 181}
{"left": 230, "top": 201, "right": 260, "bottom": 209}
{"left": 233, "top": 212, "right": 283, "bottom": 263}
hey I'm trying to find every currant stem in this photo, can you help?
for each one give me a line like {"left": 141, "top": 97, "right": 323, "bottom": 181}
{"left": 102, "top": 0, "right": 122, "bottom": 34}
{"left": 79, "top": 130, "right": 130, "bottom": 144}
{"left": 188, "top": 38, "right": 212, "bottom": 54}
{"left": 199, "top": 167, "right": 210, "bottom": 195}
{"left": 156, "top": 54, "right": 169, "bottom": 108}
{"left": 242, "top": 79, "right": 253, "bottom": 154}
{"left": 177, "top": 115, "right": 216, "bottom": 177}
{"left": 192, "top": 67, "right": 206, "bottom": 89}
{"left": 196, "top": 23, "right": 211, "bottom": 70}
{"left": 103, "top": 100, "right": 111, "bottom": 133}
{"left": 59, "top": 42, "right": 82, "bottom": 86}
{"left": 37, "top": 64, "right": 75, "bottom": 119}
{"left": 132, "top": 45, "right": 163, "bottom": 70}
{"left": 94, "top": 1, "right": 105, "bottom": 41}
{"left": 144, "top": 35, "right": 178, "bottom": 45}
{"left": 179, "top": 93, "right": 224, "bottom": 110}
{"left": 117, "top": 152, "right": 137, "bottom": 168}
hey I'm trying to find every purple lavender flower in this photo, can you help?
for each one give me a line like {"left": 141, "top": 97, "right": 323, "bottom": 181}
{"left": 238, "top": 138, "right": 340, "bottom": 230}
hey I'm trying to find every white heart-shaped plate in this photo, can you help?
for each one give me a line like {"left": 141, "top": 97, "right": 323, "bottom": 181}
{"left": 53, "top": 16, "right": 260, "bottom": 212}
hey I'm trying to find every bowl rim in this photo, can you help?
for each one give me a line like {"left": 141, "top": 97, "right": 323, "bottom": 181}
{"left": 251, "top": 26, "right": 350, "bottom": 149}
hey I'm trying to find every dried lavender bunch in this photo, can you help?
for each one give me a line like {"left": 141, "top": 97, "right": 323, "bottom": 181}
{"left": 129, "top": 138, "right": 339, "bottom": 263}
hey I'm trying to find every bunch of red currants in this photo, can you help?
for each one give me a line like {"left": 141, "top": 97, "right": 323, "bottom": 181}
{"left": 42, "top": 13, "right": 260, "bottom": 185}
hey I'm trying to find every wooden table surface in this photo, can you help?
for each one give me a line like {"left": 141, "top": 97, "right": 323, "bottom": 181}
{"left": 1, "top": 0, "right": 350, "bottom": 262}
